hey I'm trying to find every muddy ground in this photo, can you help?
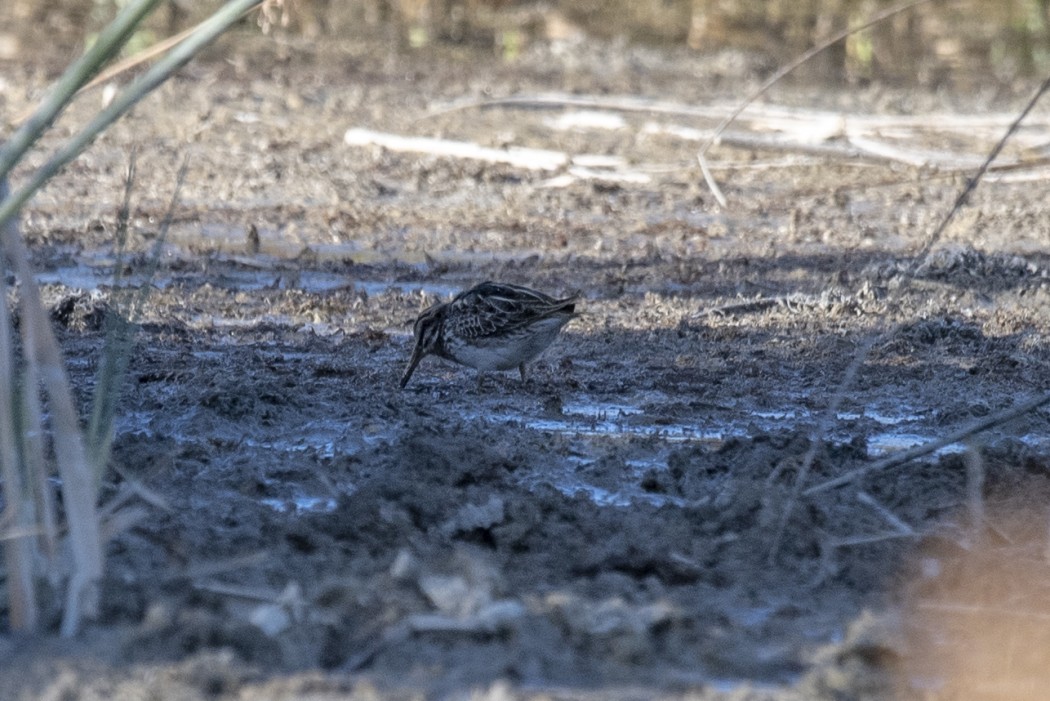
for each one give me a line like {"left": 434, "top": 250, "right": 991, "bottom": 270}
{"left": 4, "top": 27, "right": 1050, "bottom": 700}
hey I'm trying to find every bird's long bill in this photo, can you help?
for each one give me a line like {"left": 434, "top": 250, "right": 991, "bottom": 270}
{"left": 399, "top": 343, "right": 426, "bottom": 388}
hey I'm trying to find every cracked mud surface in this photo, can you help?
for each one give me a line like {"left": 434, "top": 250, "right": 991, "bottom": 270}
{"left": 4, "top": 30, "right": 1050, "bottom": 700}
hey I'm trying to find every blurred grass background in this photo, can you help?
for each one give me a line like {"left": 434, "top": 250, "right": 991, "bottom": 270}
{"left": 1, "top": 0, "right": 1048, "bottom": 86}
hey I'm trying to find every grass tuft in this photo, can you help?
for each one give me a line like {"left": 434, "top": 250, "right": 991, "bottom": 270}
{"left": 0, "top": 0, "right": 267, "bottom": 636}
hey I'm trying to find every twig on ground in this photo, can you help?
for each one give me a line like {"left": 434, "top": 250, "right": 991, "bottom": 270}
{"left": 857, "top": 491, "right": 915, "bottom": 535}
{"left": 343, "top": 128, "right": 655, "bottom": 184}
{"left": 698, "top": 297, "right": 780, "bottom": 317}
{"left": 805, "top": 393, "right": 1050, "bottom": 495}
{"left": 192, "top": 580, "right": 285, "bottom": 603}
{"left": 169, "top": 552, "right": 270, "bottom": 581}
{"left": 101, "top": 467, "right": 173, "bottom": 515}
{"left": 99, "top": 506, "right": 150, "bottom": 541}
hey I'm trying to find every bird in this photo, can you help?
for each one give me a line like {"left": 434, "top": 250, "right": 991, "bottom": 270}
{"left": 400, "top": 281, "right": 580, "bottom": 389}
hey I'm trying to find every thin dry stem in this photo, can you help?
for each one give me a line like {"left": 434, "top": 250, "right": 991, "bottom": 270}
{"left": 964, "top": 445, "right": 986, "bottom": 541}
{"left": 102, "top": 467, "right": 172, "bottom": 515}
{"left": 2, "top": 213, "right": 103, "bottom": 637}
{"left": 831, "top": 531, "right": 919, "bottom": 548}
{"left": 89, "top": 154, "right": 187, "bottom": 481}
{"left": 769, "top": 75, "right": 1050, "bottom": 559}
{"left": 1044, "top": 509, "right": 1050, "bottom": 564}
{"left": 914, "top": 72, "right": 1050, "bottom": 262}
{"left": 20, "top": 320, "right": 58, "bottom": 567}
{"left": 857, "top": 491, "right": 915, "bottom": 535}
{"left": 0, "top": 188, "right": 37, "bottom": 632}
{"left": 99, "top": 506, "right": 149, "bottom": 542}
{"left": 805, "top": 393, "right": 1050, "bottom": 495}
{"left": 698, "top": 0, "right": 937, "bottom": 158}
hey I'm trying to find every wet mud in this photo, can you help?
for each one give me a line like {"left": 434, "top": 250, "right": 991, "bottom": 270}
{"left": 4, "top": 31, "right": 1050, "bottom": 700}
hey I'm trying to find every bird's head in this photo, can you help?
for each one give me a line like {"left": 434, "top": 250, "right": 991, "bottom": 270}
{"left": 399, "top": 302, "right": 446, "bottom": 388}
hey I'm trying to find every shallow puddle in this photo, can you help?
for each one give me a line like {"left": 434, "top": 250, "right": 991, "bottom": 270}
{"left": 114, "top": 365, "right": 1026, "bottom": 517}
{"left": 260, "top": 495, "right": 339, "bottom": 514}
{"left": 464, "top": 394, "right": 982, "bottom": 508}
{"left": 39, "top": 256, "right": 526, "bottom": 301}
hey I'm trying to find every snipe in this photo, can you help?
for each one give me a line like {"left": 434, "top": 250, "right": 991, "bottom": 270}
{"left": 400, "top": 281, "right": 579, "bottom": 388}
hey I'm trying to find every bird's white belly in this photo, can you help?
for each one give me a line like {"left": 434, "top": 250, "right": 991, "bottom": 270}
{"left": 448, "top": 317, "right": 568, "bottom": 371}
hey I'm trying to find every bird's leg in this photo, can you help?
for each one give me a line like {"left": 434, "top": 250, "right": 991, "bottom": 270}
{"left": 519, "top": 363, "right": 527, "bottom": 383}
{"left": 476, "top": 371, "right": 485, "bottom": 392}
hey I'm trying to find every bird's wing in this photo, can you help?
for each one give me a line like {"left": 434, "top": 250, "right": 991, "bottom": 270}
{"left": 449, "top": 282, "right": 577, "bottom": 339}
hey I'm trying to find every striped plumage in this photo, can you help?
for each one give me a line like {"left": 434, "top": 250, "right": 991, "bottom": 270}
{"left": 400, "top": 281, "right": 579, "bottom": 388}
